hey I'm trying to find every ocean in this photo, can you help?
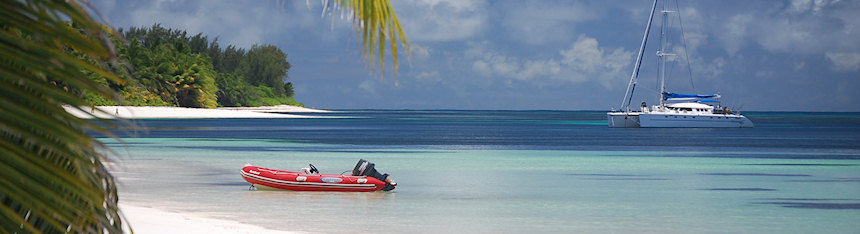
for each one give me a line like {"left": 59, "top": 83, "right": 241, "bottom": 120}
{"left": 104, "top": 111, "right": 860, "bottom": 233}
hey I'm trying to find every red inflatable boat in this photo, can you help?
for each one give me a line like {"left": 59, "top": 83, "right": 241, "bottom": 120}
{"left": 240, "top": 159, "right": 396, "bottom": 192}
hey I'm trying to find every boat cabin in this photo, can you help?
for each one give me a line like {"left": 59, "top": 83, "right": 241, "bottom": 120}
{"left": 651, "top": 102, "right": 714, "bottom": 114}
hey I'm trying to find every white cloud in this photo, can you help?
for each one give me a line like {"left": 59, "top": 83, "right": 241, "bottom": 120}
{"left": 518, "top": 60, "right": 561, "bottom": 81}
{"left": 826, "top": 52, "right": 860, "bottom": 71}
{"left": 468, "top": 35, "right": 632, "bottom": 88}
{"left": 409, "top": 44, "right": 432, "bottom": 61}
{"left": 359, "top": 80, "right": 379, "bottom": 96}
{"left": 719, "top": 14, "right": 753, "bottom": 55}
{"left": 790, "top": 0, "right": 842, "bottom": 14}
{"left": 391, "top": 0, "right": 488, "bottom": 42}
{"left": 472, "top": 60, "right": 491, "bottom": 76}
{"left": 499, "top": 1, "right": 601, "bottom": 45}
{"left": 714, "top": 0, "right": 859, "bottom": 56}
{"left": 755, "top": 70, "right": 775, "bottom": 79}
{"left": 559, "top": 35, "right": 632, "bottom": 88}
{"left": 467, "top": 43, "right": 534, "bottom": 80}
{"left": 700, "top": 57, "right": 726, "bottom": 79}
{"left": 108, "top": 0, "right": 351, "bottom": 49}
{"left": 795, "top": 62, "right": 806, "bottom": 71}
{"left": 489, "top": 55, "right": 518, "bottom": 77}
{"left": 415, "top": 71, "right": 440, "bottom": 81}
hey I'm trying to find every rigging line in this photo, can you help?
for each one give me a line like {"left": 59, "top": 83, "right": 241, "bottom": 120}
{"left": 675, "top": 0, "right": 698, "bottom": 92}
{"left": 622, "top": 0, "right": 659, "bottom": 111}
{"left": 637, "top": 84, "right": 662, "bottom": 95}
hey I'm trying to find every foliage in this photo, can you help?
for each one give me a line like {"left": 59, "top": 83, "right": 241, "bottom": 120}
{"left": 284, "top": 82, "right": 295, "bottom": 97}
{"left": 128, "top": 42, "right": 218, "bottom": 108}
{"left": 215, "top": 71, "right": 258, "bottom": 107}
{"left": 118, "top": 24, "right": 298, "bottom": 107}
{"left": 1, "top": 0, "right": 126, "bottom": 233}
{"left": 241, "top": 45, "right": 291, "bottom": 95}
{"left": 248, "top": 85, "right": 303, "bottom": 107}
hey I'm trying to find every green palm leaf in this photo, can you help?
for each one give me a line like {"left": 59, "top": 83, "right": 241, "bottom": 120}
{"left": 1, "top": 0, "right": 126, "bottom": 233}
{"left": 324, "top": 0, "right": 410, "bottom": 75}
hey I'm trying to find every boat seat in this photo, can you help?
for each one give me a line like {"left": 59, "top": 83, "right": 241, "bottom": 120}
{"left": 300, "top": 168, "right": 314, "bottom": 174}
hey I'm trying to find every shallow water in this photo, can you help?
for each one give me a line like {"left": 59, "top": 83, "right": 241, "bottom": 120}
{"left": 106, "top": 111, "right": 860, "bottom": 233}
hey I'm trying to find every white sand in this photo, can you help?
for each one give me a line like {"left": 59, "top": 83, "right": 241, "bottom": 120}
{"left": 219, "top": 105, "right": 332, "bottom": 113}
{"left": 120, "top": 204, "right": 299, "bottom": 234}
{"left": 65, "top": 106, "right": 323, "bottom": 119}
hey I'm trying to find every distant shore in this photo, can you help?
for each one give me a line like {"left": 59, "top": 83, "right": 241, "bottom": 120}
{"left": 120, "top": 204, "right": 297, "bottom": 234}
{"left": 65, "top": 105, "right": 330, "bottom": 119}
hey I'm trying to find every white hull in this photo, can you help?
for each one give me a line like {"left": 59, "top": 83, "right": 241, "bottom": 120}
{"left": 607, "top": 112, "right": 641, "bottom": 128}
{"left": 638, "top": 113, "right": 753, "bottom": 128}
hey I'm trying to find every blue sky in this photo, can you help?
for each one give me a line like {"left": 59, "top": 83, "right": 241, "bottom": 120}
{"left": 91, "top": 0, "right": 859, "bottom": 111}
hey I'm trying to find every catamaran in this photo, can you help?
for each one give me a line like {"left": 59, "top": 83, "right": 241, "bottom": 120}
{"left": 607, "top": 0, "right": 753, "bottom": 128}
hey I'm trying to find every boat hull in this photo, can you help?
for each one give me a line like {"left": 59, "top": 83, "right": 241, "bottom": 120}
{"left": 240, "top": 165, "right": 391, "bottom": 192}
{"left": 638, "top": 113, "right": 754, "bottom": 128}
{"left": 607, "top": 112, "right": 640, "bottom": 128}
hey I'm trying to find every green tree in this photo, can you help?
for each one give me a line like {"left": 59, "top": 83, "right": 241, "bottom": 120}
{"left": 215, "top": 71, "right": 259, "bottom": 107}
{"left": 241, "top": 44, "right": 291, "bottom": 95}
{"left": 211, "top": 45, "right": 245, "bottom": 73}
{"left": 1, "top": 0, "right": 126, "bottom": 233}
{"left": 127, "top": 38, "right": 218, "bottom": 108}
{"left": 284, "top": 82, "right": 295, "bottom": 97}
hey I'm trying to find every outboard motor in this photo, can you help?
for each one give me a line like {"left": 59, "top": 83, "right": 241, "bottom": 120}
{"left": 352, "top": 159, "right": 396, "bottom": 191}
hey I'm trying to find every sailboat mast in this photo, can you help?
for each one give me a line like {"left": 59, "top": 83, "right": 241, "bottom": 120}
{"left": 620, "top": 0, "right": 658, "bottom": 112}
{"left": 658, "top": 0, "right": 669, "bottom": 106}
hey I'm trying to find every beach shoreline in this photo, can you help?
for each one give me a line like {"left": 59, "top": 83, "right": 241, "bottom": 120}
{"left": 65, "top": 105, "right": 328, "bottom": 119}
{"left": 218, "top": 105, "right": 332, "bottom": 113}
{"left": 120, "top": 203, "right": 299, "bottom": 234}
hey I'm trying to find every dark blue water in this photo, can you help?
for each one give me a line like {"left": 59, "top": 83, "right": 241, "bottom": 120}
{"left": 111, "top": 111, "right": 860, "bottom": 157}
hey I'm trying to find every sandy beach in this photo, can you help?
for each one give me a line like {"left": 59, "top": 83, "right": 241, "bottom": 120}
{"left": 69, "top": 105, "right": 324, "bottom": 233}
{"left": 218, "top": 105, "right": 332, "bottom": 113}
{"left": 120, "top": 204, "right": 299, "bottom": 234}
{"left": 65, "top": 105, "right": 328, "bottom": 119}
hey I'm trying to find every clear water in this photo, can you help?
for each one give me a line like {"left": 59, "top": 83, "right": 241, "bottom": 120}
{"left": 104, "top": 111, "right": 860, "bottom": 233}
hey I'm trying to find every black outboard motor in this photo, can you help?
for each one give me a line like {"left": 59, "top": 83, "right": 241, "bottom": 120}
{"left": 352, "top": 159, "right": 396, "bottom": 191}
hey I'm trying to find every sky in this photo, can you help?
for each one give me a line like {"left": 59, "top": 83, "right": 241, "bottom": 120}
{"left": 89, "top": 0, "right": 860, "bottom": 111}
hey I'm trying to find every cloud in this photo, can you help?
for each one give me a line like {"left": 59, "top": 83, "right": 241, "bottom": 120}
{"left": 789, "top": 0, "right": 842, "bottom": 14}
{"left": 718, "top": 14, "right": 753, "bottom": 55}
{"left": 519, "top": 60, "right": 562, "bottom": 81}
{"left": 123, "top": 0, "right": 270, "bottom": 48}
{"left": 468, "top": 35, "right": 632, "bottom": 88}
{"left": 713, "top": 0, "right": 860, "bottom": 56}
{"left": 359, "top": 80, "right": 379, "bottom": 96}
{"left": 498, "top": 1, "right": 601, "bottom": 45}
{"left": 467, "top": 42, "right": 551, "bottom": 81}
{"left": 391, "top": 0, "right": 488, "bottom": 42}
{"left": 97, "top": 0, "right": 350, "bottom": 49}
{"left": 409, "top": 44, "right": 432, "bottom": 60}
{"left": 559, "top": 35, "right": 632, "bottom": 88}
{"left": 826, "top": 52, "right": 860, "bottom": 71}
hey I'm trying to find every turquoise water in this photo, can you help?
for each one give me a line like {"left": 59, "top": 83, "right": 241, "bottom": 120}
{"left": 106, "top": 111, "right": 860, "bottom": 233}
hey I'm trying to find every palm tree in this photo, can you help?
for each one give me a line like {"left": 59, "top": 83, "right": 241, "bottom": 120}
{"left": 1, "top": 0, "right": 127, "bottom": 233}
{"left": 1, "top": 0, "right": 407, "bottom": 233}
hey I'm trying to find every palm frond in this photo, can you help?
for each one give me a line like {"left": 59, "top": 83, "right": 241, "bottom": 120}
{"left": 1, "top": 0, "right": 126, "bottom": 233}
{"left": 322, "top": 0, "right": 410, "bottom": 75}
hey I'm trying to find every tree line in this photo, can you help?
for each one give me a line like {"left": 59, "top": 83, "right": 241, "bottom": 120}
{"left": 85, "top": 24, "right": 299, "bottom": 108}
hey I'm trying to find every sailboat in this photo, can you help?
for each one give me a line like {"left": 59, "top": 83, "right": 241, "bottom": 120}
{"left": 607, "top": 0, "right": 753, "bottom": 128}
